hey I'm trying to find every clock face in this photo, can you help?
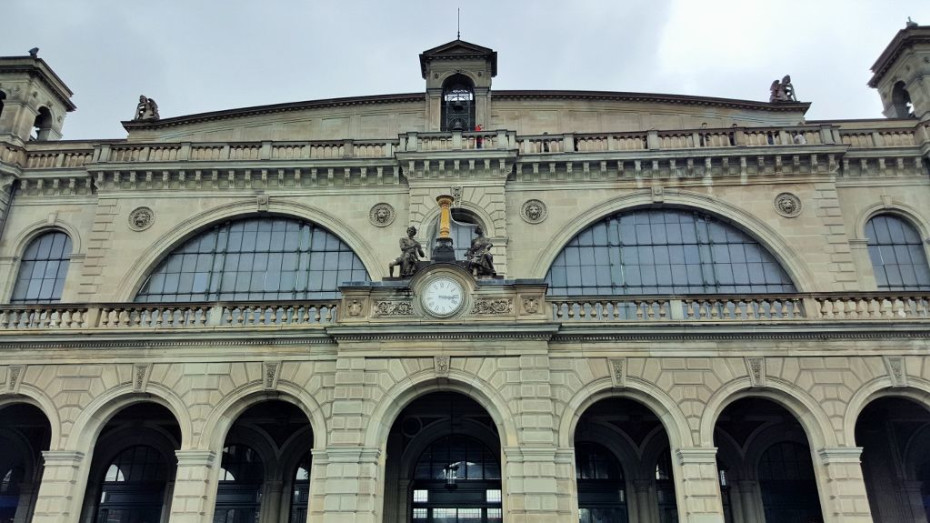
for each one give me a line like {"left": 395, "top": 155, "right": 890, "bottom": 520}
{"left": 421, "top": 277, "right": 465, "bottom": 317}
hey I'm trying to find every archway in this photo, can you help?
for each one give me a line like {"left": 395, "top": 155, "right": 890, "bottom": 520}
{"left": 0, "top": 403, "right": 51, "bottom": 523}
{"left": 574, "top": 397, "right": 676, "bottom": 523}
{"left": 856, "top": 396, "right": 930, "bottom": 522}
{"left": 79, "top": 402, "right": 181, "bottom": 523}
{"left": 714, "top": 398, "right": 823, "bottom": 523}
{"left": 213, "top": 400, "right": 313, "bottom": 523}
{"left": 383, "top": 391, "right": 502, "bottom": 523}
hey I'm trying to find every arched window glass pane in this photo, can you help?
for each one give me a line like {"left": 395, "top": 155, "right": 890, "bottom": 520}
{"left": 866, "top": 214, "right": 930, "bottom": 290}
{"left": 655, "top": 450, "right": 678, "bottom": 523}
{"left": 98, "top": 446, "right": 169, "bottom": 523}
{"left": 545, "top": 209, "right": 795, "bottom": 295}
{"left": 576, "top": 442, "right": 628, "bottom": 523}
{"left": 136, "top": 217, "right": 370, "bottom": 302}
{"left": 413, "top": 435, "right": 499, "bottom": 482}
{"left": 104, "top": 446, "right": 168, "bottom": 484}
{"left": 218, "top": 445, "right": 263, "bottom": 483}
{"left": 433, "top": 211, "right": 480, "bottom": 261}
{"left": 11, "top": 231, "right": 72, "bottom": 304}
{"left": 290, "top": 452, "right": 312, "bottom": 523}
{"left": 758, "top": 442, "right": 822, "bottom": 523}
{"left": 215, "top": 445, "right": 263, "bottom": 523}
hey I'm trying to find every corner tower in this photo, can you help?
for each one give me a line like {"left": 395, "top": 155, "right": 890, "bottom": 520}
{"left": 419, "top": 40, "right": 497, "bottom": 132}
{"left": 0, "top": 54, "right": 75, "bottom": 145}
{"left": 870, "top": 21, "right": 930, "bottom": 119}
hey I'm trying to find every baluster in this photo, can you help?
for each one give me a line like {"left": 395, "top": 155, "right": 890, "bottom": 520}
{"left": 107, "top": 309, "right": 119, "bottom": 327}
{"left": 893, "top": 298, "right": 906, "bottom": 318}
{"left": 686, "top": 301, "right": 695, "bottom": 319}
{"left": 710, "top": 300, "right": 720, "bottom": 319}
{"left": 72, "top": 310, "right": 84, "bottom": 328}
{"left": 61, "top": 310, "right": 72, "bottom": 328}
{"left": 658, "top": 301, "right": 668, "bottom": 319}
{"left": 310, "top": 306, "right": 320, "bottom": 323}
{"left": 880, "top": 299, "right": 893, "bottom": 318}
{"left": 845, "top": 299, "right": 857, "bottom": 319}
{"left": 49, "top": 311, "right": 60, "bottom": 328}
{"left": 0, "top": 311, "right": 8, "bottom": 329}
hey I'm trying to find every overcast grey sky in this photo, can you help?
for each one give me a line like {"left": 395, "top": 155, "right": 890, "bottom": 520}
{"left": 4, "top": 0, "right": 928, "bottom": 139}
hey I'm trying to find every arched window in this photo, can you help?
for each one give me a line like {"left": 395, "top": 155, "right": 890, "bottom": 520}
{"left": 546, "top": 208, "right": 795, "bottom": 295}
{"left": 11, "top": 231, "right": 72, "bottom": 303}
{"left": 289, "top": 452, "right": 311, "bottom": 523}
{"left": 758, "top": 442, "right": 821, "bottom": 523}
{"left": 32, "top": 107, "right": 52, "bottom": 141}
{"left": 411, "top": 435, "right": 502, "bottom": 522}
{"left": 215, "top": 444, "right": 264, "bottom": 523}
{"left": 97, "top": 445, "right": 170, "bottom": 523}
{"left": 576, "top": 442, "right": 628, "bottom": 523}
{"left": 892, "top": 81, "right": 914, "bottom": 118}
{"left": 136, "top": 217, "right": 369, "bottom": 302}
{"left": 866, "top": 214, "right": 930, "bottom": 290}
{"left": 431, "top": 209, "right": 481, "bottom": 261}
{"left": 441, "top": 75, "right": 475, "bottom": 132}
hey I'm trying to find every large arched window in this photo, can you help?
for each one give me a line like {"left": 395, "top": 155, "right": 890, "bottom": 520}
{"left": 546, "top": 208, "right": 795, "bottom": 295}
{"left": 758, "top": 442, "right": 821, "bottom": 523}
{"left": 866, "top": 214, "right": 930, "bottom": 290}
{"left": 411, "top": 435, "right": 502, "bottom": 522}
{"left": 289, "top": 452, "right": 312, "bottom": 523}
{"left": 576, "top": 442, "right": 628, "bottom": 523}
{"left": 215, "top": 444, "right": 264, "bottom": 523}
{"left": 11, "top": 231, "right": 72, "bottom": 303}
{"left": 441, "top": 75, "right": 475, "bottom": 132}
{"left": 136, "top": 217, "right": 369, "bottom": 302}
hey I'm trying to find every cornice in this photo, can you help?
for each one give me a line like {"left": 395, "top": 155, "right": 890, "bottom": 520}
{"left": 492, "top": 90, "right": 811, "bottom": 113}
{"left": 551, "top": 322, "right": 930, "bottom": 343}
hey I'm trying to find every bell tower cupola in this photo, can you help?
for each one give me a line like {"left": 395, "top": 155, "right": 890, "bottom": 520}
{"left": 419, "top": 40, "right": 497, "bottom": 132}
{"left": 0, "top": 51, "right": 76, "bottom": 145}
{"left": 869, "top": 20, "right": 930, "bottom": 120}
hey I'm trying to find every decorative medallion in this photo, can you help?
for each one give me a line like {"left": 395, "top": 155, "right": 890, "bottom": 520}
{"left": 521, "top": 296, "right": 540, "bottom": 315}
{"left": 128, "top": 206, "right": 154, "bottom": 231}
{"left": 521, "top": 199, "right": 548, "bottom": 224}
{"left": 773, "top": 192, "right": 802, "bottom": 218}
{"left": 347, "top": 299, "right": 364, "bottom": 317}
{"left": 369, "top": 203, "right": 395, "bottom": 227}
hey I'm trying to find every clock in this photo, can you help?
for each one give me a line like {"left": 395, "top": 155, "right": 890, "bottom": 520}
{"left": 421, "top": 277, "right": 465, "bottom": 317}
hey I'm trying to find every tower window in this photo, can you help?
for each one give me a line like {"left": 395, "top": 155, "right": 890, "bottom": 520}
{"left": 33, "top": 107, "right": 53, "bottom": 141}
{"left": 891, "top": 81, "right": 914, "bottom": 118}
{"left": 441, "top": 75, "right": 475, "bottom": 132}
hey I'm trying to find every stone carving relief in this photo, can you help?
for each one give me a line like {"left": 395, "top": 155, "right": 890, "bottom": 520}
{"left": 884, "top": 356, "right": 906, "bottom": 387}
{"left": 521, "top": 199, "right": 547, "bottom": 224}
{"left": 263, "top": 361, "right": 280, "bottom": 390}
{"left": 347, "top": 299, "right": 364, "bottom": 317}
{"left": 375, "top": 300, "right": 414, "bottom": 316}
{"left": 128, "top": 206, "right": 155, "bottom": 231}
{"left": 434, "top": 355, "right": 450, "bottom": 376}
{"left": 745, "top": 357, "right": 765, "bottom": 386}
{"left": 521, "top": 296, "right": 540, "bottom": 315}
{"left": 774, "top": 192, "right": 802, "bottom": 218}
{"left": 369, "top": 203, "right": 395, "bottom": 227}
{"left": 7, "top": 365, "right": 23, "bottom": 392}
{"left": 132, "top": 363, "right": 150, "bottom": 392}
{"left": 470, "top": 298, "right": 513, "bottom": 315}
{"left": 256, "top": 194, "right": 269, "bottom": 212}
{"left": 609, "top": 358, "right": 625, "bottom": 388}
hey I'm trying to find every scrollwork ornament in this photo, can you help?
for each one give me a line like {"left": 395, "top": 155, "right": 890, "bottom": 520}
{"left": 774, "top": 192, "right": 802, "bottom": 218}
{"left": 128, "top": 206, "right": 155, "bottom": 231}
{"left": 470, "top": 298, "right": 513, "bottom": 315}
{"left": 521, "top": 199, "right": 548, "bottom": 224}
{"left": 369, "top": 203, "right": 395, "bottom": 227}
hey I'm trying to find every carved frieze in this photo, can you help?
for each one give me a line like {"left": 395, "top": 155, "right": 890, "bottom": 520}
{"left": 375, "top": 300, "right": 414, "bottom": 316}
{"left": 471, "top": 298, "right": 513, "bottom": 315}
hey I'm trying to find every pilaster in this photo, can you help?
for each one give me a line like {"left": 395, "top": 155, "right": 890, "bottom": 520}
{"left": 500, "top": 447, "right": 574, "bottom": 523}
{"left": 32, "top": 450, "right": 85, "bottom": 523}
{"left": 310, "top": 447, "right": 382, "bottom": 523}
{"left": 816, "top": 447, "right": 872, "bottom": 523}
{"left": 674, "top": 447, "right": 725, "bottom": 523}
{"left": 168, "top": 450, "right": 217, "bottom": 523}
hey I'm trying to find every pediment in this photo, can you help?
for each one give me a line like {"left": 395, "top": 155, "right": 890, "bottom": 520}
{"left": 419, "top": 39, "right": 497, "bottom": 78}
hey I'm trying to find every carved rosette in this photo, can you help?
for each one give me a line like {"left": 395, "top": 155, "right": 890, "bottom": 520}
{"left": 369, "top": 203, "right": 396, "bottom": 227}
{"left": 773, "top": 192, "right": 802, "bottom": 218}
{"left": 470, "top": 298, "right": 513, "bottom": 315}
{"left": 520, "top": 199, "right": 547, "bottom": 224}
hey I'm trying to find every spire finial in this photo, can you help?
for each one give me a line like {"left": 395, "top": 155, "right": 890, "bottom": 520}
{"left": 457, "top": 8, "right": 461, "bottom": 39}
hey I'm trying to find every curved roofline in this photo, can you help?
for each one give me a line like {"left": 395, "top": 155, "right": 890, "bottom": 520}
{"left": 122, "top": 89, "right": 810, "bottom": 131}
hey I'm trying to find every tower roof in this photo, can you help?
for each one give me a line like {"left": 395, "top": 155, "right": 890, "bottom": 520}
{"left": 0, "top": 56, "right": 77, "bottom": 111}
{"left": 419, "top": 39, "right": 497, "bottom": 79}
{"left": 869, "top": 24, "right": 930, "bottom": 87}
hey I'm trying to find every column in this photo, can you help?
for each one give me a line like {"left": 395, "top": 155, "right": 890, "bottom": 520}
{"left": 902, "top": 481, "right": 929, "bottom": 523}
{"left": 32, "top": 450, "right": 86, "bottom": 523}
{"left": 168, "top": 449, "right": 217, "bottom": 523}
{"left": 734, "top": 480, "right": 763, "bottom": 523}
{"left": 629, "top": 480, "right": 653, "bottom": 523}
{"left": 501, "top": 446, "right": 574, "bottom": 523}
{"left": 815, "top": 447, "right": 873, "bottom": 523}
{"left": 674, "top": 448, "right": 725, "bottom": 523}
{"left": 309, "top": 447, "right": 381, "bottom": 523}
{"left": 261, "top": 480, "right": 283, "bottom": 523}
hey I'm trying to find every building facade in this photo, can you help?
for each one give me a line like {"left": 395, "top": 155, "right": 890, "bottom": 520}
{"left": 0, "top": 24, "right": 928, "bottom": 523}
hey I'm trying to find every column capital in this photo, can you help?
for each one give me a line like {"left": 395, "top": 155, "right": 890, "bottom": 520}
{"left": 315, "top": 446, "right": 381, "bottom": 463}
{"left": 502, "top": 446, "right": 560, "bottom": 461}
{"left": 175, "top": 449, "right": 216, "bottom": 467}
{"left": 675, "top": 447, "right": 718, "bottom": 464}
{"left": 41, "top": 450, "right": 84, "bottom": 464}
{"left": 817, "top": 446, "right": 863, "bottom": 464}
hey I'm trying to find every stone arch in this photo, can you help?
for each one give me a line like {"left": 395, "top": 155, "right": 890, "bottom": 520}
{"left": 9, "top": 218, "right": 83, "bottom": 257}
{"left": 530, "top": 188, "right": 815, "bottom": 292}
{"left": 558, "top": 376, "right": 693, "bottom": 450}
{"left": 199, "top": 381, "right": 326, "bottom": 452}
{"left": 397, "top": 406, "right": 502, "bottom": 480}
{"left": 855, "top": 201, "right": 930, "bottom": 241}
{"left": 114, "top": 198, "right": 381, "bottom": 301}
{"left": 220, "top": 424, "right": 279, "bottom": 482}
{"left": 363, "top": 369, "right": 517, "bottom": 450}
{"left": 66, "top": 384, "right": 192, "bottom": 453}
{"left": 419, "top": 200, "right": 501, "bottom": 240}
{"left": 0, "top": 386, "right": 61, "bottom": 447}
{"left": 741, "top": 421, "right": 811, "bottom": 474}
{"left": 574, "top": 422, "right": 642, "bottom": 477}
{"left": 843, "top": 376, "right": 930, "bottom": 446}
{"left": 698, "top": 377, "right": 837, "bottom": 449}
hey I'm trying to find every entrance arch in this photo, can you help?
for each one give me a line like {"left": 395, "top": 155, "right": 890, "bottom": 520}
{"left": 0, "top": 403, "right": 51, "bottom": 523}
{"left": 383, "top": 391, "right": 502, "bottom": 523}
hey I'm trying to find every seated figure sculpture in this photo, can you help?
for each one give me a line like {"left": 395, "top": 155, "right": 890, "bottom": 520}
{"left": 388, "top": 226, "right": 426, "bottom": 278}
{"left": 466, "top": 226, "right": 495, "bottom": 277}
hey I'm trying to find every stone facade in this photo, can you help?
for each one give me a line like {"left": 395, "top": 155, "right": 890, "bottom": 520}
{"left": 0, "top": 25, "right": 929, "bottom": 523}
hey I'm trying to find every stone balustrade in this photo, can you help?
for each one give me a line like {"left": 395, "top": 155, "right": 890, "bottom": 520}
{"left": 0, "top": 292, "right": 924, "bottom": 332}
{"left": 0, "top": 300, "right": 339, "bottom": 331}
